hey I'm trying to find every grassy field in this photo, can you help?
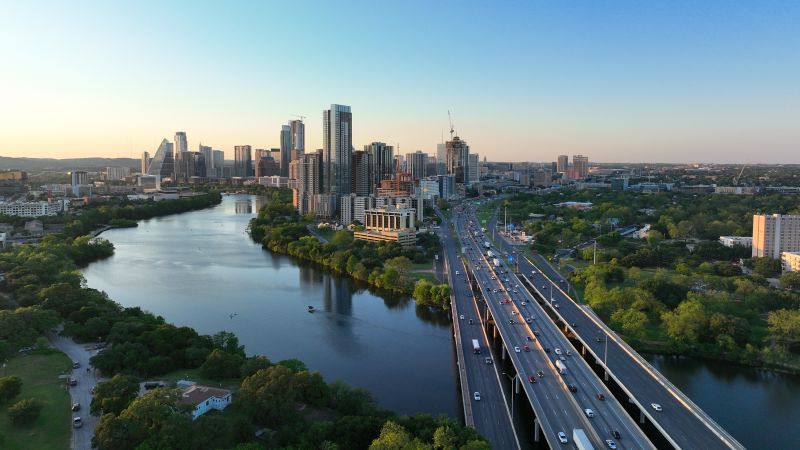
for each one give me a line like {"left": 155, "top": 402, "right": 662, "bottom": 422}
{"left": 157, "top": 367, "right": 240, "bottom": 390}
{"left": 0, "top": 351, "right": 72, "bottom": 450}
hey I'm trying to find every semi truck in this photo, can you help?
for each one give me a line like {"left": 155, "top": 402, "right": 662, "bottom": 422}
{"left": 472, "top": 339, "right": 481, "bottom": 354}
{"left": 492, "top": 258, "right": 501, "bottom": 267}
{"left": 572, "top": 429, "right": 594, "bottom": 450}
{"left": 555, "top": 359, "right": 567, "bottom": 374}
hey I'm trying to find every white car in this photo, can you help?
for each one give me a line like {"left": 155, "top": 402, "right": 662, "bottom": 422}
{"left": 459, "top": 315, "right": 464, "bottom": 320}
{"left": 521, "top": 301, "right": 526, "bottom": 306}
{"left": 606, "top": 440, "right": 617, "bottom": 449}
{"left": 554, "top": 348, "right": 562, "bottom": 355}
{"left": 514, "top": 346, "right": 521, "bottom": 353}
{"left": 473, "top": 392, "right": 481, "bottom": 401}
{"left": 455, "top": 271, "right": 460, "bottom": 275}
{"left": 651, "top": 403, "right": 663, "bottom": 411}
{"left": 558, "top": 432, "right": 568, "bottom": 444}
{"left": 585, "top": 408, "right": 595, "bottom": 418}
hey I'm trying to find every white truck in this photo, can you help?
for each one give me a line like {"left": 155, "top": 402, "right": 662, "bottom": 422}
{"left": 572, "top": 429, "right": 594, "bottom": 450}
{"left": 484, "top": 241, "right": 491, "bottom": 249}
{"left": 555, "top": 359, "right": 567, "bottom": 374}
{"left": 487, "top": 250, "right": 494, "bottom": 258}
{"left": 472, "top": 339, "right": 481, "bottom": 354}
{"left": 492, "top": 258, "right": 501, "bottom": 267}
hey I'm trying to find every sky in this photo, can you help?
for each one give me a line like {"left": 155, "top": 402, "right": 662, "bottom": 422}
{"left": 0, "top": 0, "right": 798, "bottom": 163}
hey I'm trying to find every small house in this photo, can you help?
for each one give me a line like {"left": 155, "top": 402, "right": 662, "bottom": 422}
{"left": 180, "top": 384, "right": 232, "bottom": 420}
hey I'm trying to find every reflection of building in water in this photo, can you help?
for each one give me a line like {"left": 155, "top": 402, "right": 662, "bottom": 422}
{"left": 298, "top": 264, "right": 323, "bottom": 287}
{"left": 322, "top": 275, "right": 352, "bottom": 316}
{"left": 234, "top": 200, "right": 252, "bottom": 214}
{"left": 254, "top": 197, "right": 266, "bottom": 213}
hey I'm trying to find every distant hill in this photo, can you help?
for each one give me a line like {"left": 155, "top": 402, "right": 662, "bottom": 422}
{"left": 0, "top": 156, "right": 140, "bottom": 172}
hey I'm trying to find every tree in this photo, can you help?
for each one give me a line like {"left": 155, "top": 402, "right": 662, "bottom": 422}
{"left": 200, "top": 349, "right": 244, "bottom": 381}
{"left": 459, "top": 441, "right": 491, "bottom": 450}
{"left": 369, "top": 421, "right": 414, "bottom": 450}
{"left": 751, "top": 257, "right": 782, "bottom": 278}
{"left": 610, "top": 308, "right": 648, "bottom": 339}
{"left": 0, "top": 376, "right": 22, "bottom": 403}
{"left": 661, "top": 298, "right": 709, "bottom": 347}
{"left": 767, "top": 309, "right": 800, "bottom": 352}
{"left": 90, "top": 374, "right": 139, "bottom": 416}
{"left": 240, "top": 355, "right": 272, "bottom": 378}
{"left": 7, "top": 399, "right": 42, "bottom": 425}
{"left": 433, "top": 425, "right": 458, "bottom": 449}
{"left": 211, "top": 331, "right": 245, "bottom": 357}
{"left": 780, "top": 271, "right": 800, "bottom": 290}
{"left": 236, "top": 365, "right": 298, "bottom": 425}
{"left": 277, "top": 358, "right": 307, "bottom": 373}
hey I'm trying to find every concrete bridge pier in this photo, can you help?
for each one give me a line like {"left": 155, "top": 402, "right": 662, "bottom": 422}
{"left": 582, "top": 345, "right": 587, "bottom": 356}
{"left": 640, "top": 409, "right": 646, "bottom": 424}
{"left": 514, "top": 374, "right": 520, "bottom": 394}
{"left": 534, "top": 418, "right": 541, "bottom": 442}
{"left": 501, "top": 344, "right": 507, "bottom": 360}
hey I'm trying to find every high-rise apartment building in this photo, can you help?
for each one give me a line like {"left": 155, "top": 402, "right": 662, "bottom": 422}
{"left": 294, "top": 150, "right": 323, "bottom": 216}
{"left": 234, "top": 145, "right": 253, "bottom": 178}
{"left": 289, "top": 119, "right": 305, "bottom": 161}
{"left": 407, "top": 151, "right": 428, "bottom": 182}
{"left": 141, "top": 151, "right": 150, "bottom": 174}
{"left": 212, "top": 150, "right": 224, "bottom": 178}
{"left": 106, "top": 166, "right": 130, "bottom": 181}
{"left": 467, "top": 153, "right": 479, "bottom": 185}
{"left": 322, "top": 105, "right": 353, "bottom": 206}
{"left": 199, "top": 144, "right": 214, "bottom": 179}
{"left": 365, "top": 142, "right": 394, "bottom": 193}
{"left": 280, "top": 125, "right": 292, "bottom": 177}
{"left": 174, "top": 132, "right": 188, "bottom": 180}
{"left": 752, "top": 214, "right": 800, "bottom": 259}
{"left": 351, "top": 150, "right": 373, "bottom": 196}
{"left": 446, "top": 136, "right": 470, "bottom": 184}
{"left": 532, "top": 168, "right": 552, "bottom": 187}
{"left": 573, "top": 155, "right": 589, "bottom": 179}
{"left": 557, "top": 155, "right": 569, "bottom": 173}
{"left": 436, "top": 143, "right": 447, "bottom": 175}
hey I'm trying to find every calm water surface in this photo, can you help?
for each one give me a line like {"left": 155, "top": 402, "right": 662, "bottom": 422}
{"left": 83, "top": 195, "right": 459, "bottom": 416}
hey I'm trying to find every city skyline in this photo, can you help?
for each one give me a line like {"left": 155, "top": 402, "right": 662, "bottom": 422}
{"left": 1, "top": 1, "right": 799, "bottom": 163}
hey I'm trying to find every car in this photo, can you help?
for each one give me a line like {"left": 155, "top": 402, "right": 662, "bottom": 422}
{"left": 514, "top": 346, "right": 520, "bottom": 353}
{"left": 557, "top": 432, "right": 568, "bottom": 444}
{"left": 469, "top": 319, "right": 474, "bottom": 325}
{"left": 532, "top": 270, "right": 537, "bottom": 275}
{"left": 525, "top": 317, "right": 532, "bottom": 323}
{"left": 566, "top": 350, "right": 572, "bottom": 356}
{"left": 484, "top": 357, "right": 493, "bottom": 365}
{"left": 525, "top": 336, "right": 532, "bottom": 342}
{"left": 554, "top": 348, "right": 562, "bottom": 355}
{"left": 568, "top": 384, "right": 578, "bottom": 392}
{"left": 491, "top": 276, "right": 496, "bottom": 280}
{"left": 611, "top": 430, "right": 621, "bottom": 439}
{"left": 605, "top": 439, "right": 617, "bottom": 449}
{"left": 68, "top": 378, "right": 77, "bottom": 386}
{"left": 459, "top": 314, "right": 464, "bottom": 320}
{"left": 455, "top": 271, "right": 460, "bottom": 275}
{"left": 544, "top": 347, "right": 550, "bottom": 353}
{"left": 17, "top": 347, "right": 33, "bottom": 353}
{"left": 73, "top": 417, "right": 83, "bottom": 428}
{"left": 512, "top": 311, "right": 517, "bottom": 315}
{"left": 651, "top": 403, "right": 663, "bottom": 411}
{"left": 571, "top": 322, "right": 577, "bottom": 327}
{"left": 71, "top": 403, "right": 80, "bottom": 412}
{"left": 523, "top": 345, "right": 530, "bottom": 352}
{"left": 542, "top": 284, "right": 547, "bottom": 289}
{"left": 492, "top": 289, "right": 497, "bottom": 293}
{"left": 596, "top": 393, "right": 605, "bottom": 401}
{"left": 537, "top": 370, "right": 544, "bottom": 377}
{"left": 473, "top": 392, "right": 481, "bottom": 401}
{"left": 533, "top": 330, "right": 540, "bottom": 336}
{"left": 513, "top": 289, "right": 518, "bottom": 293}
{"left": 528, "top": 375, "right": 536, "bottom": 383}
{"left": 585, "top": 408, "right": 595, "bottom": 418}
{"left": 72, "top": 361, "right": 80, "bottom": 369}
{"left": 554, "top": 304, "right": 560, "bottom": 308}
{"left": 596, "top": 337, "right": 604, "bottom": 342}
{"left": 508, "top": 319, "right": 514, "bottom": 324}
{"left": 559, "top": 356, "right": 566, "bottom": 361}
{"left": 521, "top": 301, "right": 526, "bottom": 306}
{"left": 560, "top": 279, "right": 566, "bottom": 284}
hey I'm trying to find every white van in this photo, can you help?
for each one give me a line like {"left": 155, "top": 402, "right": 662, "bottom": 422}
{"left": 584, "top": 408, "right": 595, "bottom": 418}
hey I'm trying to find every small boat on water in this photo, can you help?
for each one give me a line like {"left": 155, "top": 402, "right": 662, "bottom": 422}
{"left": 307, "top": 305, "right": 316, "bottom": 312}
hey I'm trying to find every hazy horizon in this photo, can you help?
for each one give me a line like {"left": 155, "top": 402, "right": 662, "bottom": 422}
{"left": 1, "top": 1, "right": 798, "bottom": 163}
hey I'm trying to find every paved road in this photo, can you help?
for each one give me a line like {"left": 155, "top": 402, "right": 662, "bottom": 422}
{"left": 487, "top": 214, "right": 744, "bottom": 450}
{"left": 50, "top": 333, "right": 103, "bottom": 450}
{"left": 437, "top": 216, "right": 519, "bottom": 450}
{"left": 456, "top": 206, "right": 655, "bottom": 450}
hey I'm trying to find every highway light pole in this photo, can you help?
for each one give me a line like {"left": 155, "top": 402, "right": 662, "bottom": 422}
{"left": 501, "top": 372, "right": 516, "bottom": 421}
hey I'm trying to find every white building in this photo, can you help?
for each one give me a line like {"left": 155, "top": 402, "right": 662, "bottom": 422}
{"left": 719, "top": 236, "right": 753, "bottom": 248}
{"left": 180, "top": 384, "right": 233, "bottom": 420}
{"left": 106, "top": 166, "right": 131, "bottom": 181}
{"left": 258, "top": 176, "right": 289, "bottom": 188}
{"left": 782, "top": 252, "right": 800, "bottom": 273}
{"left": 0, "top": 201, "right": 63, "bottom": 217}
{"left": 753, "top": 214, "right": 800, "bottom": 259}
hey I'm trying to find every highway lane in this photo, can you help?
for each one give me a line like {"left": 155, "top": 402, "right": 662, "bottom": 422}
{"left": 438, "top": 217, "right": 519, "bottom": 450}
{"left": 457, "top": 209, "right": 654, "bottom": 450}
{"left": 486, "top": 213, "right": 744, "bottom": 450}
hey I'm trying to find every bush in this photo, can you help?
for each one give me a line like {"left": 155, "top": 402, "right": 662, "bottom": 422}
{"left": 0, "top": 376, "right": 22, "bottom": 403}
{"left": 7, "top": 399, "right": 42, "bottom": 425}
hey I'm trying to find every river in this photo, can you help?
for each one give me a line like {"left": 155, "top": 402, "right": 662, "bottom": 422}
{"left": 83, "top": 194, "right": 459, "bottom": 416}
{"left": 82, "top": 194, "right": 800, "bottom": 447}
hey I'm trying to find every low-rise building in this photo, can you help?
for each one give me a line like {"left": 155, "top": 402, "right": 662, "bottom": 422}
{"left": 180, "top": 384, "right": 233, "bottom": 420}
{"left": 0, "top": 201, "right": 63, "bottom": 217}
{"left": 354, "top": 205, "right": 417, "bottom": 247}
{"left": 719, "top": 236, "right": 753, "bottom": 248}
{"left": 782, "top": 252, "right": 800, "bottom": 273}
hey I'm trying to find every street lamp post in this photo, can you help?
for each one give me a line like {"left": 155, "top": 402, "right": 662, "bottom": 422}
{"left": 502, "top": 372, "right": 516, "bottom": 421}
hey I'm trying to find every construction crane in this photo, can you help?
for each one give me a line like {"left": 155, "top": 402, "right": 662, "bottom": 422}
{"left": 734, "top": 166, "right": 747, "bottom": 186}
{"left": 291, "top": 114, "right": 306, "bottom": 121}
{"left": 448, "top": 110, "right": 455, "bottom": 140}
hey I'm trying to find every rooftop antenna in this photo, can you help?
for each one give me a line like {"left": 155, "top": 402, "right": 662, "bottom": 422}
{"left": 448, "top": 110, "right": 455, "bottom": 140}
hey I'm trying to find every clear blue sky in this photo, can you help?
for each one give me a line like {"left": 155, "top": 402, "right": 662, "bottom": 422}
{"left": 0, "top": 0, "right": 798, "bottom": 163}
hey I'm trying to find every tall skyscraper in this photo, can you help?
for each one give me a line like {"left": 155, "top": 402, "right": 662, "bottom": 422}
{"left": 280, "top": 125, "right": 292, "bottom": 177}
{"left": 446, "top": 136, "right": 470, "bottom": 184}
{"left": 752, "top": 214, "right": 800, "bottom": 259}
{"left": 174, "top": 132, "right": 188, "bottom": 180}
{"left": 467, "top": 153, "right": 479, "bottom": 185}
{"left": 199, "top": 144, "right": 214, "bottom": 178}
{"left": 557, "top": 155, "right": 569, "bottom": 173}
{"left": 146, "top": 138, "right": 175, "bottom": 180}
{"left": 436, "top": 143, "right": 446, "bottom": 175}
{"left": 351, "top": 150, "right": 373, "bottom": 196}
{"left": 289, "top": 119, "right": 305, "bottom": 161}
{"left": 573, "top": 154, "right": 589, "bottom": 179}
{"left": 322, "top": 104, "right": 353, "bottom": 203}
{"left": 407, "top": 151, "right": 428, "bottom": 182}
{"left": 141, "top": 151, "right": 150, "bottom": 174}
{"left": 294, "top": 150, "right": 323, "bottom": 215}
{"left": 234, "top": 145, "right": 253, "bottom": 177}
{"left": 364, "top": 142, "right": 394, "bottom": 193}
{"left": 212, "top": 150, "right": 224, "bottom": 178}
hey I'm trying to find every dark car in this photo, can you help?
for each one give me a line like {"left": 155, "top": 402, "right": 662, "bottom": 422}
{"left": 526, "top": 336, "right": 532, "bottom": 341}
{"left": 537, "top": 370, "right": 544, "bottom": 378}
{"left": 508, "top": 319, "right": 514, "bottom": 324}
{"left": 523, "top": 345, "right": 530, "bottom": 352}
{"left": 596, "top": 393, "right": 605, "bottom": 401}
{"left": 528, "top": 375, "right": 536, "bottom": 383}
{"left": 544, "top": 347, "right": 550, "bottom": 353}
{"left": 68, "top": 378, "right": 77, "bottom": 386}
{"left": 568, "top": 384, "right": 578, "bottom": 393}
{"left": 611, "top": 430, "right": 621, "bottom": 440}
{"left": 71, "top": 403, "right": 80, "bottom": 412}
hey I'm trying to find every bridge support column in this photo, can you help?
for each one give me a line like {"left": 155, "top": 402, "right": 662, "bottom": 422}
{"left": 640, "top": 410, "right": 646, "bottom": 424}
{"left": 514, "top": 375, "right": 520, "bottom": 394}
{"left": 493, "top": 325, "right": 497, "bottom": 339}
{"left": 582, "top": 345, "right": 586, "bottom": 356}
{"left": 534, "top": 418, "right": 541, "bottom": 442}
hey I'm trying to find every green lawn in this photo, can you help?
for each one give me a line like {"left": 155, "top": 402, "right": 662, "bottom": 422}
{"left": 315, "top": 228, "right": 338, "bottom": 242}
{"left": 411, "top": 261, "right": 433, "bottom": 271}
{"left": 411, "top": 272, "right": 440, "bottom": 283}
{"left": 157, "top": 367, "right": 240, "bottom": 389}
{"left": 0, "top": 351, "right": 72, "bottom": 450}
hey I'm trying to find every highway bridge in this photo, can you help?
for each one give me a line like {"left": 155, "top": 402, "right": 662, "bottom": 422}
{"left": 480, "top": 207, "right": 745, "bottom": 450}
